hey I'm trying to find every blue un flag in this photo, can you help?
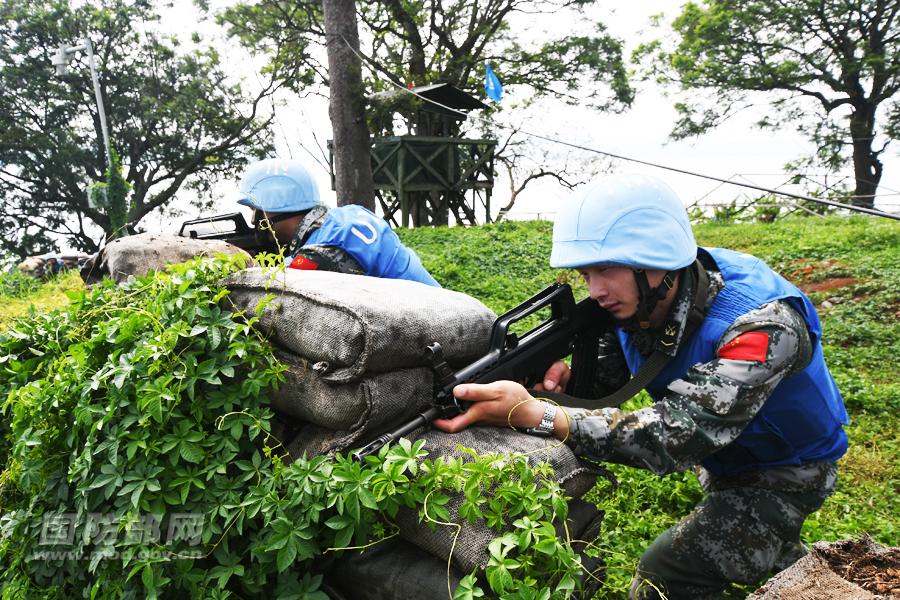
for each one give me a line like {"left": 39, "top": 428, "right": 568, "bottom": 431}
{"left": 484, "top": 62, "right": 503, "bottom": 103}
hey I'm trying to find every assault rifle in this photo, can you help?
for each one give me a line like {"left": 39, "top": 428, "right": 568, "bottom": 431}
{"left": 178, "top": 213, "right": 278, "bottom": 255}
{"left": 352, "top": 283, "right": 614, "bottom": 461}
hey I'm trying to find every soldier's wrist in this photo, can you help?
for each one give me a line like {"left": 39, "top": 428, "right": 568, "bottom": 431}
{"left": 525, "top": 402, "right": 557, "bottom": 437}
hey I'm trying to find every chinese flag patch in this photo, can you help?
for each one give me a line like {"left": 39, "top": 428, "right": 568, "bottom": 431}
{"left": 288, "top": 255, "right": 319, "bottom": 270}
{"left": 717, "top": 331, "right": 769, "bottom": 362}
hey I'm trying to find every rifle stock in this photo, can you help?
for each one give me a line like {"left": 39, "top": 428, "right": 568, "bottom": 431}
{"left": 352, "top": 283, "right": 613, "bottom": 461}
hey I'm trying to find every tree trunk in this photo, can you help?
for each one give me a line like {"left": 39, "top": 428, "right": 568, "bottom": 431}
{"left": 322, "top": 0, "right": 375, "bottom": 210}
{"left": 849, "top": 107, "right": 881, "bottom": 209}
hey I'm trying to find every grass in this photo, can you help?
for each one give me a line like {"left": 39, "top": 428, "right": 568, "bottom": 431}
{"left": 0, "top": 270, "right": 84, "bottom": 330}
{"left": 2, "top": 215, "right": 896, "bottom": 598}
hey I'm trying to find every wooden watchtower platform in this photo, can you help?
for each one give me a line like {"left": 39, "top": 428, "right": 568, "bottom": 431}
{"left": 331, "top": 83, "right": 497, "bottom": 226}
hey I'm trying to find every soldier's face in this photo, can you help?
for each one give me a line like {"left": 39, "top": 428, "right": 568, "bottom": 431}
{"left": 578, "top": 266, "right": 668, "bottom": 320}
{"left": 253, "top": 210, "right": 302, "bottom": 244}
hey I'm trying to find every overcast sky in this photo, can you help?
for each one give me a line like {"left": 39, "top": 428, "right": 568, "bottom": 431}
{"left": 148, "top": 0, "right": 899, "bottom": 231}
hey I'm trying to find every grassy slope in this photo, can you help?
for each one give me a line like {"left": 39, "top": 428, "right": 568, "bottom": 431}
{"left": 0, "top": 270, "right": 83, "bottom": 330}
{"left": 401, "top": 216, "right": 899, "bottom": 597}
{"left": 3, "top": 217, "right": 896, "bottom": 597}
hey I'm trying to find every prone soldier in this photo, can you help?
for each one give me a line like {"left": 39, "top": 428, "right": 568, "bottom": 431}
{"left": 235, "top": 158, "right": 439, "bottom": 286}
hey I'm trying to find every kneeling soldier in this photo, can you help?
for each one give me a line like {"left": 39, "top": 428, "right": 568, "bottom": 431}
{"left": 434, "top": 174, "right": 848, "bottom": 599}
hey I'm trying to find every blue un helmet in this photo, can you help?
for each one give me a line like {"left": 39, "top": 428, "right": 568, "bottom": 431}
{"left": 237, "top": 159, "right": 322, "bottom": 213}
{"left": 550, "top": 173, "right": 696, "bottom": 270}
{"left": 551, "top": 174, "right": 698, "bottom": 327}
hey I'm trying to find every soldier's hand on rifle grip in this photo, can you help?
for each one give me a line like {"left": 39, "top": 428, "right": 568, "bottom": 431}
{"left": 431, "top": 381, "right": 570, "bottom": 441}
{"left": 533, "top": 360, "right": 571, "bottom": 394}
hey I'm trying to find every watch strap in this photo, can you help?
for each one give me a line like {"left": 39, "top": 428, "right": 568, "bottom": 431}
{"left": 525, "top": 403, "right": 557, "bottom": 437}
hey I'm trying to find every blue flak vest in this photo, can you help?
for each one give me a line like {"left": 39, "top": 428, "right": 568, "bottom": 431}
{"left": 617, "top": 247, "right": 849, "bottom": 477}
{"left": 301, "top": 205, "right": 440, "bottom": 287}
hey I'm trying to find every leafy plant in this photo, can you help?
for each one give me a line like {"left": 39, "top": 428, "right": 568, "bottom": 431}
{"left": 754, "top": 203, "right": 780, "bottom": 223}
{"left": 711, "top": 201, "right": 740, "bottom": 223}
{"left": 0, "top": 271, "right": 43, "bottom": 300}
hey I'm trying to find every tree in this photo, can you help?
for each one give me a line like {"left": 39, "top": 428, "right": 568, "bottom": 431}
{"left": 221, "top": 0, "right": 633, "bottom": 221}
{"left": 224, "top": 0, "right": 633, "bottom": 132}
{"left": 321, "top": 0, "right": 375, "bottom": 210}
{"left": 636, "top": 0, "right": 900, "bottom": 208}
{"left": 0, "top": 0, "right": 290, "bottom": 256}
{"left": 488, "top": 121, "right": 611, "bottom": 221}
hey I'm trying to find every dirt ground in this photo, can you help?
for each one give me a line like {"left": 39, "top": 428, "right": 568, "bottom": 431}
{"left": 817, "top": 536, "right": 900, "bottom": 597}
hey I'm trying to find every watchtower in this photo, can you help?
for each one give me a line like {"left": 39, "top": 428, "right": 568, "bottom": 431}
{"left": 330, "top": 83, "right": 497, "bottom": 227}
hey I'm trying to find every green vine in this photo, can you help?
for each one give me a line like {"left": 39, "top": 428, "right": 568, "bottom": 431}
{"left": 0, "top": 254, "right": 589, "bottom": 599}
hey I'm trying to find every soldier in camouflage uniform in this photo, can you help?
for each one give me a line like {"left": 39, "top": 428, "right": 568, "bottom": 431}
{"left": 236, "top": 158, "right": 439, "bottom": 286}
{"left": 434, "top": 174, "right": 848, "bottom": 599}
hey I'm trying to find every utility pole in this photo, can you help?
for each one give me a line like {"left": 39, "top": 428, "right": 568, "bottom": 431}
{"left": 321, "top": 0, "right": 376, "bottom": 211}
{"left": 52, "top": 38, "right": 111, "bottom": 168}
{"left": 52, "top": 37, "right": 129, "bottom": 238}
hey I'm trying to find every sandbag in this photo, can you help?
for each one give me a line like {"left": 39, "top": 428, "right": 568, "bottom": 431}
{"left": 16, "top": 256, "right": 47, "bottom": 278}
{"left": 271, "top": 349, "right": 433, "bottom": 431}
{"left": 322, "top": 536, "right": 464, "bottom": 600}
{"left": 748, "top": 536, "right": 898, "bottom": 599}
{"left": 82, "top": 233, "right": 250, "bottom": 283}
{"left": 224, "top": 268, "right": 496, "bottom": 383}
{"left": 322, "top": 499, "right": 605, "bottom": 600}
{"left": 394, "top": 426, "right": 599, "bottom": 573}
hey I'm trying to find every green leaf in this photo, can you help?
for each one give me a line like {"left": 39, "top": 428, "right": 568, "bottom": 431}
{"left": 276, "top": 542, "right": 297, "bottom": 572}
{"left": 180, "top": 441, "right": 204, "bottom": 464}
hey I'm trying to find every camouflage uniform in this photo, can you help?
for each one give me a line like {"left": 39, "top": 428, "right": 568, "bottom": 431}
{"left": 563, "top": 265, "right": 839, "bottom": 599}
{"left": 285, "top": 206, "right": 365, "bottom": 275}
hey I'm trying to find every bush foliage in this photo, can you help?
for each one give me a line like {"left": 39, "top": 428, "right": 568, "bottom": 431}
{"left": 0, "top": 255, "right": 595, "bottom": 599}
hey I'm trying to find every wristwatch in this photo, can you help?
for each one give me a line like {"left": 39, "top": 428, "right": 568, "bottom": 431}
{"left": 526, "top": 403, "right": 557, "bottom": 437}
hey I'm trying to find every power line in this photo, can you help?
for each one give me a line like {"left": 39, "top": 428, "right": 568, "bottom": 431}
{"left": 514, "top": 130, "right": 900, "bottom": 221}
{"left": 340, "top": 36, "right": 899, "bottom": 221}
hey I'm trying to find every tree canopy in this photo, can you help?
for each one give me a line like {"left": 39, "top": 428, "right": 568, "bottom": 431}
{"left": 0, "top": 0, "right": 290, "bottom": 256}
{"left": 636, "top": 0, "right": 900, "bottom": 208}
{"left": 221, "top": 0, "right": 634, "bottom": 137}
{"left": 220, "top": 0, "right": 632, "bottom": 222}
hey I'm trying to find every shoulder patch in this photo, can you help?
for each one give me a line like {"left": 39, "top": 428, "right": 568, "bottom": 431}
{"left": 718, "top": 331, "right": 769, "bottom": 362}
{"left": 288, "top": 255, "right": 319, "bottom": 270}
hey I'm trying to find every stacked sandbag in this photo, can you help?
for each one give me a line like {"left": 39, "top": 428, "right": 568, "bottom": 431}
{"left": 322, "top": 499, "right": 605, "bottom": 600}
{"left": 223, "top": 268, "right": 606, "bottom": 589}
{"left": 17, "top": 253, "right": 88, "bottom": 279}
{"left": 224, "top": 268, "right": 498, "bottom": 458}
{"left": 225, "top": 268, "right": 494, "bottom": 383}
{"left": 81, "top": 233, "right": 250, "bottom": 284}
{"left": 16, "top": 256, "right": 47, "bottom": 278}
{"left": 394, "top": 426, "right": 601, "bottom": 573}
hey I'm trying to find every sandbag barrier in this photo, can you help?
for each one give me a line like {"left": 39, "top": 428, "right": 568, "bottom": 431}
{"left": 322, "top": 499, "right": 606, "bottom": 600}
{"left": 224, "top": 268, "right": 497, "bottom": 383}
{"left": 80, "top": 232, "right": 251, "bottom": 284}
{"left": 36, "top": 233, "right": 608, "bottom": 597}
{"left": 224, "top": 267, "right": 609, "bottom": 593}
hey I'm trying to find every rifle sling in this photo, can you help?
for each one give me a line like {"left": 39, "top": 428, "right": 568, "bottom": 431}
{"left": 536, "top": 260, "right": 710, "bottom": 411}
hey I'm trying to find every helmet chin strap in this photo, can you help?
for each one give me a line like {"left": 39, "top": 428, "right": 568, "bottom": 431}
{"left": 633, "top": 269, "right": 677, "bottom": 329}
